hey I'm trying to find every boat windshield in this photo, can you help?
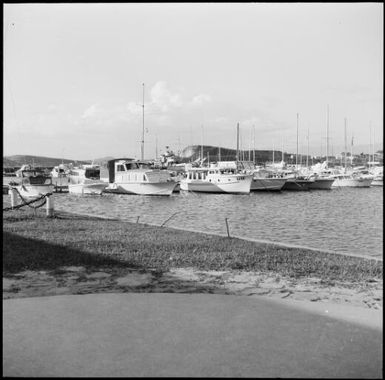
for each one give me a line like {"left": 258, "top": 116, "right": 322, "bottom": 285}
{"left": 85, "top": 169, "right": 100, "bottom": 179}
{"left": 124, "top": 162, "right": 140, "bottom": 170}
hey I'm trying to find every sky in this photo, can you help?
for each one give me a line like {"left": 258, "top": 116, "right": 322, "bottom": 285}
{"left": 3, "top": 3, "right": 383, "bottom": 160}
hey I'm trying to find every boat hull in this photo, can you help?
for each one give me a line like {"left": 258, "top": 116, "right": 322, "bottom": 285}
{"left": 105, "top": 181, "right": 177, "bottom": 196}
{"left": 14, "top": 184, "right": 54, "bottom": 199}
{"left": 282, "top": 179, "right": 312, "bottom": 191}
{"left": 308, "top": 178, "right": 335, "bottom": 190}
{"left": 331, "top": 178, "right": 372, "bottom": 188}
{"left": 180, "top": 177, "right": 252, "bottom": 194}
{"left": 250, "top": 178, "right": 286, "bottom": 191}
{"left": 68, "top": 182, "right": 107, "bottom": 195}
{"left": 371, "top": 177, "right": 383, "bottom": 186}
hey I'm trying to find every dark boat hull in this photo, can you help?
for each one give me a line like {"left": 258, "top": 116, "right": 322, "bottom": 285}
{"left": 282, "top": 179, "right": 312, "bottom": 191}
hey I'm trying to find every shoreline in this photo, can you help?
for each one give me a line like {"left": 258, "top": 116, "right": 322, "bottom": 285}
{"left": 3, "top": 209, "right": 383, "bottom": 323}
{"left": 52, "top": 209, "right": 383, "bottom": 262}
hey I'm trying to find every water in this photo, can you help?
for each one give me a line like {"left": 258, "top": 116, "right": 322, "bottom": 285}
{"left": 3, "top": 181, "right": 383, "bottom": 260}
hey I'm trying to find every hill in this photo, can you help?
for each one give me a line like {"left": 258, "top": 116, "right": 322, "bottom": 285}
{"left": 3, "top": 155, "right": 91, "bottom": 168}
{"left": 179, "top": 145, "right": 285, "bottom": 164}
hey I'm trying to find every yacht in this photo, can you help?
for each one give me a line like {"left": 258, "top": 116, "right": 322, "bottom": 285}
{"left": 250, "top": 168, "right": 286, "bottom": 191}
{"left": 50, "top": 164, "right": 70, "bottom": 192}
{"left": 369, "top": 166, "right": 383, "bottom": 186}
{"left": 12, "top": 167, "right": 54, "bottom": 199}
{"left": 180, "top": 166, "right": 252, "bottom": 194}
{"left": 68, "top": 164, "right": 107, "bottom": 195}
{"left": 330, "top": 169, "right": 373, "bottom": 188}
{"left": 105, "top": 158, "right": 177, "bottom": 196}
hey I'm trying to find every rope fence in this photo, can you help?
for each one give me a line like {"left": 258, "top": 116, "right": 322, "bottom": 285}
{"left": 3, "top": 186, "right": 53, "bottom": 213}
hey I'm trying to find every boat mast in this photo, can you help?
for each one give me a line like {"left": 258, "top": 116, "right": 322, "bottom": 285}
{"left": 141, "top": 83, "right": 145, "bottom": 161}
{"left": 326, "top": 105, "right": 329, "bottom": 164}
{"left": 236, "top": 123, "right": 240, "bottom": 166}
{"left": 253, "top": 125, "right": 256, "bottom": 164}
{"left": 306, "top": 127, "right": 309, "bottom": 167}
{"left": 201, "top": 125, "right": 204, "bottom": 162}
{"left": 296, "top": 113, "right": 299, "bottom": 168}
{"left": 369, "top": 121, "right": 372, "bottom": 169}
{"left": 344, "top": 117, "right": 347, "bottom": 170}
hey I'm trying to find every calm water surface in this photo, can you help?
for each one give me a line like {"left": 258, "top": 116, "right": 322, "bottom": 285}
{"left": 3, "top": 180, "right": 382, "bottom": 259}
{"left": 28, "top": 186, "right": 383, "bottom": 260}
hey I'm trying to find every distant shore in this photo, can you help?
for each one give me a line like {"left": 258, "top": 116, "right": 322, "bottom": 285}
{"left": 3, "top": 208, "right": 383, "bottom": 314}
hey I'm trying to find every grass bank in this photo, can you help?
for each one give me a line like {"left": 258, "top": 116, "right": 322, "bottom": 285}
{"left": 3, "top": 209, "right": 382, "bottom": 285}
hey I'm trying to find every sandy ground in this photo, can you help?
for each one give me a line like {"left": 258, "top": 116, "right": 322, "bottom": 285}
{"left": 3, "top": 265, "right": 382, "bottom": 314}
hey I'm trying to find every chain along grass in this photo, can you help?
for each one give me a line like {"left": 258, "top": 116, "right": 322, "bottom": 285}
{"left": 3, "top": 209, "right": 382, "bottom": 284}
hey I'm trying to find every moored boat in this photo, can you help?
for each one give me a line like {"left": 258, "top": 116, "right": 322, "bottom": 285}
{"left": 50, "top": 164, "right": 70, "bottom": 192}
{"left": 331, "top": 174, "right": 372, "bottom": 188}
{"left": 105, "top": 158, "right": 177, "bottom": 196}
{"left": 180, "top": 166, "right": 252, "bottom": 194}
{"left": 12, "top": 168, "right": 54, "bottom": 199}
{"left": 68, "top": 164, "right": 107, "bottom": 195}
{"left": 281, "top": 177, "right": 313, "bottom": 191}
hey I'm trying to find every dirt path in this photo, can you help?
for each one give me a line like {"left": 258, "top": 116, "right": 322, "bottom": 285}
{"left": 3, "top": 266, "right": 382, "bottom": 312}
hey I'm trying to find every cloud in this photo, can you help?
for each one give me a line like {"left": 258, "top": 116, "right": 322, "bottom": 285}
{"left": 192, "top": 93, "right": 212, "bottom": 106}
{"left": 82, "top": 104, "right": 99, "bottom": 119}
{"left": 150, "top": 81, "right": 183, "bottom": 112}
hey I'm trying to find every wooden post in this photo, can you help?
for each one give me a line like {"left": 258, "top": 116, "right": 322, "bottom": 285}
{"left": 46, "top": 194, "right": 54, "bottom": 217}
{"left": 10, "top": 188, "right": 19, "bottom": 209}
{"left": 225, "top": 218, "right": 231, "bottom": 238}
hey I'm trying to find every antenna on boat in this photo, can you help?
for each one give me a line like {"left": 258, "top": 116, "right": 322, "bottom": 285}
{"left": 141, "top": 83, "right": 145, "bottom": 161}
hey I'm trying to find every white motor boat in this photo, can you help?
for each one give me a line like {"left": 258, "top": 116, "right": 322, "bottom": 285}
{"left": 180, "top": 167, "right": 252, "bottom": 194}
{"left": 105, "top": 159, "right": 177, "bottom": 196}
{"left": 331, "top": 173, "right": 372, "bottom": 188}
{"left": 68, "top": 164, "right": 107, "bottom": 195}
{"left": 50, "top": 164, "right": 70, "bottom": 191}
{"left": 12, "top": 168, "right": 54, "bottom": 199}
{"left": 369, "top": 166, "right": 383, "bottom": 186}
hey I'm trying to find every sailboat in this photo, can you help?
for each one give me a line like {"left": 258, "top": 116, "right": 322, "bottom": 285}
{"left": 304, "top": 109, "right": 335, "bottom": 190}
{"left": 331, "top": 118, "right": 372, "bottom": 188}
{"left": 281, "top": 113, "right": 314, "bottom": 191}
{"left": 105, "top": 84, "right": 177, "bottom": 196}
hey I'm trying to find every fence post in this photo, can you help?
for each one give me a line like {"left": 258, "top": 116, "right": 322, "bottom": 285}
{"left": 225, "top": 218, "right": 231, "bottom": 238}
{"left": 46, "top": 194, "right": 54, "bottom": 217}
{"left": 10, "top": 188, "right": 19, "bottom": 209}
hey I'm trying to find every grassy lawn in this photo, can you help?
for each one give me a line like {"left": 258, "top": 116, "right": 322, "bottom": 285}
{"left": 3, "top": 209, "right": 382, "bottom": 283}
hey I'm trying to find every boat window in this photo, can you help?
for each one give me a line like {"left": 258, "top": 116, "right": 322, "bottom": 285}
{"left": 117, "top": 165, "right": 125, "bottom": 172}
{"left": 85, "top": 169, "right": 100, "bottom": 179}
{"left": 143, "top": 174, "right": 147, "bottom": 181}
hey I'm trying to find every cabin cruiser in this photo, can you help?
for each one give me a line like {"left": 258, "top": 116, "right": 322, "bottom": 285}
{"left": 328, "top": 168, "right": 373, "bottom": 188}
{"left": 369, "top": 166, "right": 383, "bottom": 186}
{"left": 12, "top": 167, "right": 54, "bottom": 199}
{"left": 105, "top": 158, "right": 177, "bottom": 196}
{"left": 180, "top": 165, "right": 253, "bottom": 194}
{"left": 67, "top": 164, "right": 107, "bottom": 195}
{"left": 216, "top": 161, "right": 286, "bottom": 192}
{"left": 50, "top": 164, "right": 70, "bottom": 191}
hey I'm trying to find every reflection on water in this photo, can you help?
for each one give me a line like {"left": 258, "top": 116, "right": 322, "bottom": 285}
{"left": 3, "top": 184, "right": 383, "bottom": 259}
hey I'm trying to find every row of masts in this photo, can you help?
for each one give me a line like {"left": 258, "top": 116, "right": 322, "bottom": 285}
{"left": 140, "top": 86, "right": 371, "bottom": 167}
